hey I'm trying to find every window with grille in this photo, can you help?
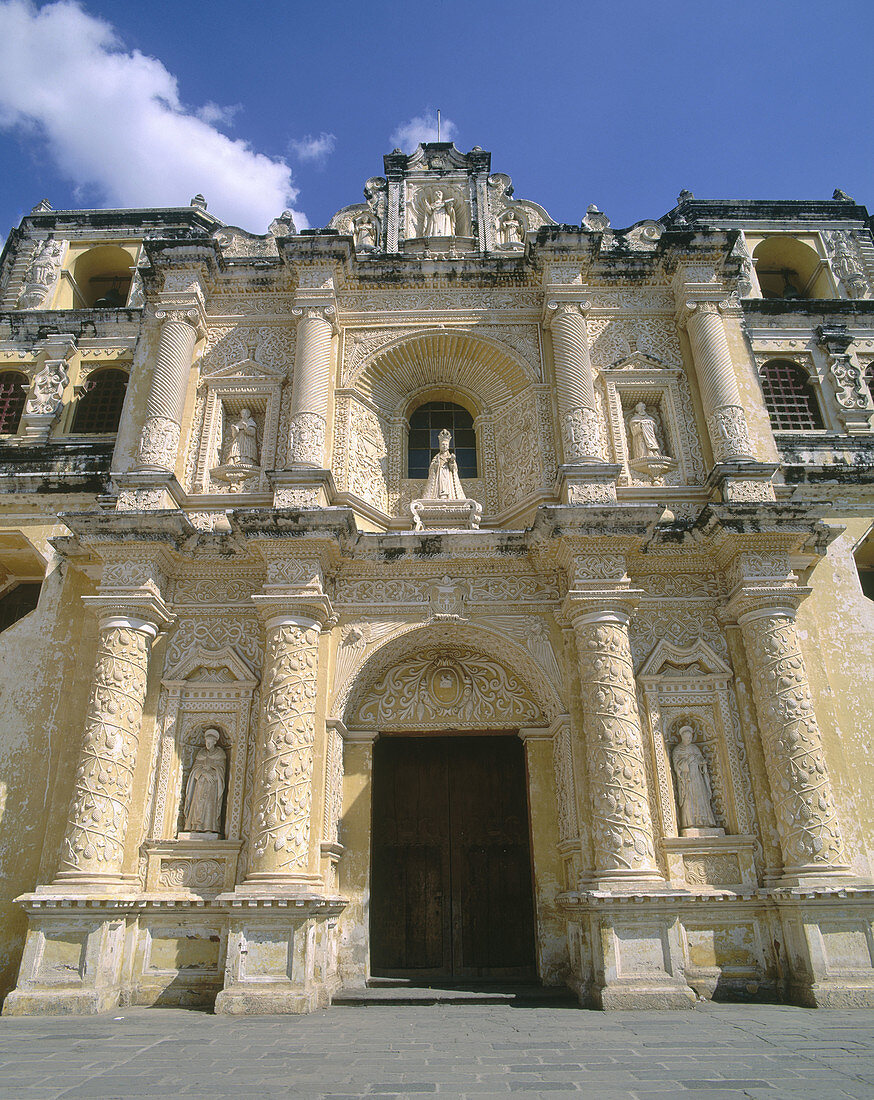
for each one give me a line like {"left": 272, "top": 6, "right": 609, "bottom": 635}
{"left": 407, "top": 401, "right": 477, "bottom": 479}
{"left": 71, "top": 369, "right": 128, "bottom": 434}
{"left": 0, "top": 371, "right": 27, "bottom": 435}
{"left": 866, "top": 362, "right": 874, "bottom": 404}
{"left": 759, "top": 360, "right": 824, "bottom": 431}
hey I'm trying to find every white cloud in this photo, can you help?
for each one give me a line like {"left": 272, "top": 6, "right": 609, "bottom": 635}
{"left": 196, "top": 101, "right": 242, "bottom": 127}
{"left": 0, "top": 1, "right": 308, "bottom": 231}
{"left": 390, "top": 110, "right": 458, "bottom": 153}
{"left": 289, "top": 131, "right": 336, "bottom": 165}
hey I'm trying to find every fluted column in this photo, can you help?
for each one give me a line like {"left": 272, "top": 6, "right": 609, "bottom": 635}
{"left": 733, "top": 595, "right": 848, "bottom": 884}
{"left": 136, "top": 308, "right": 200, "bottom": 471}
{"left": 289, "top": 304, "right": 335, "bottom": 467}
{"left": 566, "top": 600, "right": 662, "bottom": 886}
{"left": 55, "top": 613, "right": 160, "bottom": 885}
{"left": 547, "top": 301, "right": 603, "bottom": 463}
{"left": 683, "top": 301, "right": 756, "bottom": 463}
{"left": 246, "top": 611, "right": 324, "bottom": 887}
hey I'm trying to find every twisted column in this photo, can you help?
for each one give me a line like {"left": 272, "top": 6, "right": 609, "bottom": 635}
{"left": 289, "top": 305, "right": 335, "bottom": 466}
{"left": 247, "top": 612, "right": 323, "bottom": 885}
{"left": 547, "top": 302, "right": 603, "bottom": 463}
{"left": 56, "top": 614, "right": 159, "bottom": 884}
{"left": 137, "top": 309, "right": 199, "bottom": 471}
{"left": 736, "top": 600, "right": 848, "bottom": 882}
{"left": 568, "top": 603, "right": 662, "bottom": 885}
{"left": 683, "top": 301, "right": 756, "bottom": 462}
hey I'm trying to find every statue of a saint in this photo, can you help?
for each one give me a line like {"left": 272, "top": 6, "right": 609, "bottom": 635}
{"left": 423, "top": 189, "right": 457, "bottom": 237}
{"left": 628, "top": 402, "right": 664, "bottom": 460}
{"left": 354, "top": 215, "right": 378, "bottom": 251}
{"left": 182, "top": 729, "right": 227, "bottom": 835}
{"left": 424, "top": 429, "right": 466, "bottom": 500}
{"left": 499, "top": 211, "right": 524, "bottom": 245}
{"left": 671, "top": 726, "right": 718, "bottom": 832}
{"left": 224, "top": 408, "right": 259, "bottom": 467}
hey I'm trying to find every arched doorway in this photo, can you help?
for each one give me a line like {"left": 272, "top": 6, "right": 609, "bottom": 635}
{"left": 340, "top": 624, "right": 563, "bottom": 984}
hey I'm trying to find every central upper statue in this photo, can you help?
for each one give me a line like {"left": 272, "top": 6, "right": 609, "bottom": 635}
{"left": 410, "top": 429, "right": 482, "bottom": 531}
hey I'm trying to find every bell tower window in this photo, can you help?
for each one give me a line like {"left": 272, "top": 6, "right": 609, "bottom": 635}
{"left": 407, "top": 401, "right": 477, "bottom": 479}
{"left": 0, "top": 371, "right": 27, "bottom": 435}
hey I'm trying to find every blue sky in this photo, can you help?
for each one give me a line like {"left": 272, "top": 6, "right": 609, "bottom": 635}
{"left": 0, "top": 0, "right": 872, "bottom": 242}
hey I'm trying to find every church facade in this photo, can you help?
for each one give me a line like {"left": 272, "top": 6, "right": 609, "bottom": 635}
{"left": 0, "top": 144, "right": 873, "bottom": 1014}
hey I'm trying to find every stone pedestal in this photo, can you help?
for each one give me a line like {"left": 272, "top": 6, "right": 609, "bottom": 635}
{"left": 410, "top": 496, "right": 482, "bottom": 530}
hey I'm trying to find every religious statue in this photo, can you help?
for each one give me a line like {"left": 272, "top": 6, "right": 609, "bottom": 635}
{"left": 353, "top": 215, "right": 378, "bottom": 251}
{"left": 410, "top": 429, "right": 482, "bottom": 531}
{"left": 424, "top": 429, "right": 466, "bottom": 500}
{"left": 499, "top": 211, "right": 524, "bottom": 246}
{"left": 628, "top": 403, "right": 665, "bottom": 461}
{"left": 182, "top": 729, "right": 227, "bottom": 836}
{"left": 224, "top": 408, "right": 259, "bottom": 468}
{"left": 423, "top": 189, "right": 457, "bottom": 237}
{"left": 671, "top": 726, "right": 718, "bottom": 833}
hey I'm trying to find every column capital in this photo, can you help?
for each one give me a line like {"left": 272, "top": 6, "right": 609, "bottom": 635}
{"left": 291, "top": 300, "right": 338, "bottom": 333}
{"left": 153, "top": 301, "right": 206, "bottom": 339}
{"left": 562, "top": 589, "right": 643, "bottom": 629}
{"left": 544, "top": 298, "right": 591, "bottom": 326}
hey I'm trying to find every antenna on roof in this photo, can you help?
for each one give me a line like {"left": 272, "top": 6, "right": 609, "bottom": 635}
{"left": 437, "top": 109, "right": 441, "bottom": 142}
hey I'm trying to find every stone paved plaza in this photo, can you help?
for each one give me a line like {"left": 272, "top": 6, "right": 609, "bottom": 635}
{"left": 1, "top": 1003, "right": 874, "bottom": 1099}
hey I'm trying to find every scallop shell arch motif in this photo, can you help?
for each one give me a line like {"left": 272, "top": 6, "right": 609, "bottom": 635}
{"left": 354, "top": 650, "right": 543, "bottom": 731}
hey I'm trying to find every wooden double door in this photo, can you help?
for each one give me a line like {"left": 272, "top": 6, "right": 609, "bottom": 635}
{"left": 370, "top": 734, "right": 536, "bottom": 979}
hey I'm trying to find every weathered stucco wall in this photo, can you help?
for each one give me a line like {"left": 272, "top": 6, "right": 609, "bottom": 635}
{"left": 0, "top": 548, "right": 97, "bottom": 1003}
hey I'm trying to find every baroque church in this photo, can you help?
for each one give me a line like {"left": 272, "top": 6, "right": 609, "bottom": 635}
{"left": 0, "top": 143, "right": 873, "bottom": 1014}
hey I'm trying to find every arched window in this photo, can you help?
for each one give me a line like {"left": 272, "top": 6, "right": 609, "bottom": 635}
{"left": 71, "top": 369, "right": 128, "bottom": 434}
{"left": 72, "top": 245, "right": 134, "bottom": 308}
{"left": 0, "top": 371, "right": 28, "bottom": 435}
{"left": 753, "top": 236, "right": 833, "bottom": 300}
{"left": 408, "top": 401, "right": 477, "bottom": 479}
{"left": 759, "top": 360, "right": 824, "bottom": 431}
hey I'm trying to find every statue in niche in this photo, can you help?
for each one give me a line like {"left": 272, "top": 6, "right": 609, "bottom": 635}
{"left": 671, "top": 726, "right": 721, "bottom": 835}
{"left": 424, "top": 428, "right": 465, "bottom": 500}
{"left": 423, "top": 189, "right": 457, "bottom": 237}
{"left": 626, "top": 401, "right": 676, "bottom": 484}
{"left": 411, "top": 429, "right": 482, "bottom": 531}
{"left": 353, "top": 214, "right": 378, "bottom": 251}
{"left": 224, "top": 407, "right": 259, "bottom": 468}
{"left": 628, "top": 402, "right": 665, "bottom": 460}
{"left": 498, "top": 211, "right": 525, "bottom": 246}
{"left": 181, "top": 729, "right": 227, "bottom": 837}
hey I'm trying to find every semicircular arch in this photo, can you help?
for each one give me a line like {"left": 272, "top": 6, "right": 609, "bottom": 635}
{"left": 353, "top": 329, "right": 536, "bottom": 414}
{"left": 339, "top": 619, "right": 562, "bottom": 732}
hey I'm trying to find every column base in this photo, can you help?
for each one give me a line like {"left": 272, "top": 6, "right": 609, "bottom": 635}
{"left": 2, "top": 987, "right": 123, "bottom": 1017}
{"left": 214, "top": 983, "right": 328, "bottom": 1016}
{"left": 555, "top": 463, "right": 621, "bottom": 506}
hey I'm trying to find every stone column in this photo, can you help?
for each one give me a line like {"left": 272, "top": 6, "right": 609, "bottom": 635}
{"left": 682, "top": 300, "right": 757, "bottom": 463}
{"left": 547, "top": 300, "right": 603, "bottom": 463}
{"left": 136, "top": 308, "right": 200, "bottom": 471}
{"left": 288, "top": 304, "right": 335, "bottom": 467}
{"left": 245, "top": 610, "right": 325, "bottom": 889}
{"left": 55, "top": 612, "right": 161, "bottom": 886}
{"left": 733, "top": 594, "right": 848, "bottom": 884}
{"left": 566, "top": 599, "right": 662, "bottom": 886}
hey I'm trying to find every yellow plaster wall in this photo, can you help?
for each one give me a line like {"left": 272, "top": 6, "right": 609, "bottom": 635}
{"left": 0, "top": 553, "right": 97, "bottom": 1004}
{"left": 796, "top": 517, "right": 874, "bottom": 874}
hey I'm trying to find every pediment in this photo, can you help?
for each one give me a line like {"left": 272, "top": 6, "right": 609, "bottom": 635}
{"left": 638, "top": 639, "right": 732, "bottom": 681}
{"left": 204, "top": 357, "right": 284, "bottom": 381}
{"left": 162, "top": 644, "right": 259, "bottom": 687}
{"left": 605, "top": 351, "right": 678, "bottom": 373}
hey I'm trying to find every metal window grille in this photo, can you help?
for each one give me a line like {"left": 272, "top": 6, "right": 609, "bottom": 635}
{"left": 71, "top": 369, "right": 128, "bottom": 434}
{"left": 407, "top": 401, "right": 478, "bottom": 479}
{"left": 0, "top": 371, "right": 27, "bottom": 434}
{"left": 760, "top": 360, "right": 823, "bottom": 431}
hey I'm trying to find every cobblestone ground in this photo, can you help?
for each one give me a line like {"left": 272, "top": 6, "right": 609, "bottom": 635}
{"left": 1, "top": 1003, "right": 874, "bottom": 1100}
